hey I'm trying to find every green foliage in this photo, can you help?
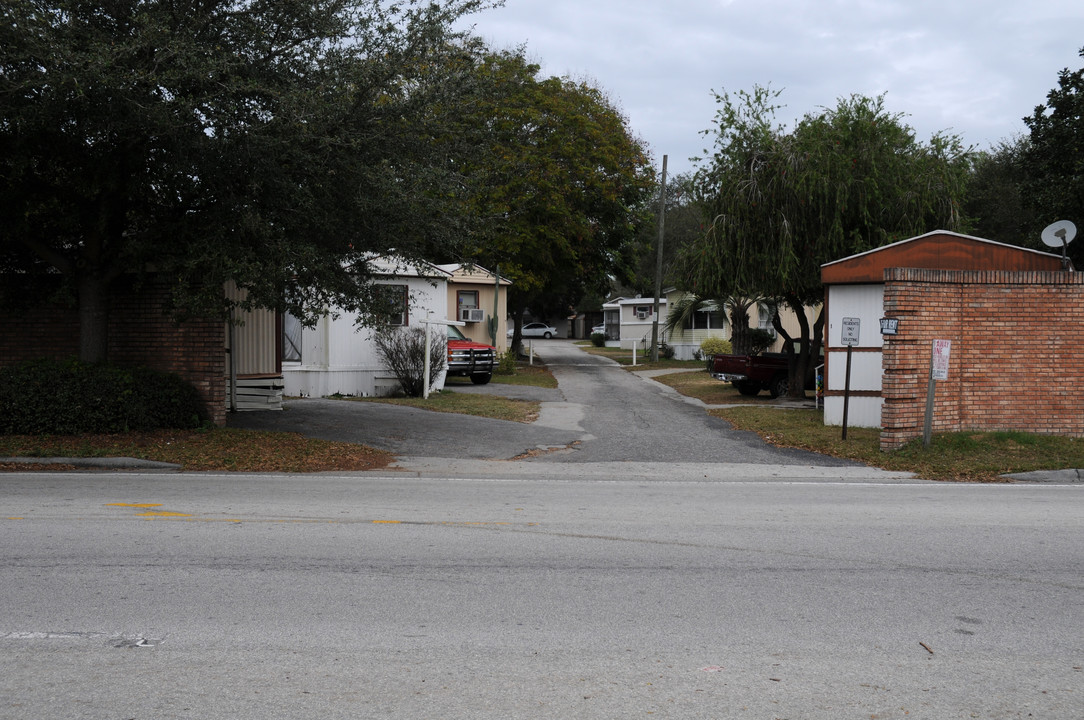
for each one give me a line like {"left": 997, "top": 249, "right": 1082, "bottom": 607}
{"left": 0, "top": 0, "right": 492, "bottom": 360}
{"left": 965, "top": 138, "right": 1034, "bottom": 245}
{"left": 438, "top": 50, "right": 655, "bottom": 336}
{"left": 495, "top": 349, "right": 518, "bottom": 375}
{"left": 590, "top": 332, "right": 607, "bottom": 347}
{"left": 681, "top": 86, "right": 971, "bottom": 393}
{"left": 1021, "top": 47, "right": 1084, "bottom": 266}
{"left": 686, "top": 87, "right": 972, "bottom": 307}
{"left": 373, "top": 327, "right": 447, "bottom": 397}
{"left": 0, "top": 358, "right": 207, "bottom": 434}
{"left": 747, "top": 328, "right": 776, "bottom": 355}
{"left": 700, "top": 337, "right": 733, "bottom": 356}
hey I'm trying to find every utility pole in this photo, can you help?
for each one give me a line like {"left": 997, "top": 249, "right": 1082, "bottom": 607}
{"left": 650, "top": 155, "right": 667, "bottom": 362}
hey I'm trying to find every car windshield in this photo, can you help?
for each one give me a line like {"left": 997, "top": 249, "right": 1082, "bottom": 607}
{"left": 447, "top": 325, "right": 467, "bottom": 340}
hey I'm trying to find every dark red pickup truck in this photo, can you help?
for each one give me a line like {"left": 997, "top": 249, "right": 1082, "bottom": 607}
{"left": 710, "top": 352, "right": 790, "bottom": 398}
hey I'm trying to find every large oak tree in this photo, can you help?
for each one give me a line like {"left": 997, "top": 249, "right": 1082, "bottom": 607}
{"left": 0, "top": 0, "right": 494, "bottom": 361}
{"left": 435, "top": 50, "right": 655, "bottom": 349}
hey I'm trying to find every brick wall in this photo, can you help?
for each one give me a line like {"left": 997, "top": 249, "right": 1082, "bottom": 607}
{"left": 880, "top": 268, "right": 1084, "bottom": 450}
{"left": 0, "top": 275, "right": 226, "bottom": 426}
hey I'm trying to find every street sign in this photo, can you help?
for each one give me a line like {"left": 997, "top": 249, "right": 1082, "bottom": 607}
{"left": 841, "top": 317, "right": 860, "bottom": 346}
{"left": 932, "top": 339, "right": 952, "bottom": 380}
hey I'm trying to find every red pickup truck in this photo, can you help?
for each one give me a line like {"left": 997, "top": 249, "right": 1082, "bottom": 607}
{"left": 446, "top": 325, "right": 496, "bottom": 385}
{"left": 710, "top": 352, "right": 790, "bottom": 398}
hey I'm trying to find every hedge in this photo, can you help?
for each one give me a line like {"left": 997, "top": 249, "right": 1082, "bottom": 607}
{"left": 0, "top": 358, "right": 208, "bottom": 434}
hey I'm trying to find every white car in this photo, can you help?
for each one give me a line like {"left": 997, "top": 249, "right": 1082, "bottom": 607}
{"left": 591, "top": 324, "right": 606, "bottom": 335}
{"left": 509, "top": 322, "right": 559, "bottom": 339}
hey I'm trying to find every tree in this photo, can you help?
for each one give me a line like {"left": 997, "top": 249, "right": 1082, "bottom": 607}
{"left": 965, "top": 136, "right": 1034, "bottom": 245}
{"left": 433, "top": 50, "right": 655, "bottom": 350}
{"left": 0, "top": 0, "right": 494, "bottom": 362}
{"left": 624, "top": 173, "right": 703, "bottom": 295}
{"left": 1022, "top": 46, "right": 1084, "bottom": 264}
{"left": 682, "top": 87, "right": 972, "bottom": 396}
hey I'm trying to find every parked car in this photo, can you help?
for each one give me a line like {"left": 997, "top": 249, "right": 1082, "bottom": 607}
{"left": 446, "top": 325, "right": 495, "bottom": 384}
{"left": 509, "top": 322, "right": 558, "bottom": 339}
{"left": 591, "top": 324, "right": 606, "bottom": 335}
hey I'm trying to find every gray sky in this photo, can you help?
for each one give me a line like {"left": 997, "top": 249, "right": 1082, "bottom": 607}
{"left": 462, "top": 0, "right": 1084, "bottom": 176}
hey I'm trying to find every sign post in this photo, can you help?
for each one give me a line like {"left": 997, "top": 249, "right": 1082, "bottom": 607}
{"left": 422, "top": 317, "right": 466, "bottom": 400}
{"left": 923, "top": 339, "right": 952, "bottom": 447}
{"left": 840, "top": 318, "right": 860, "bottom": 439}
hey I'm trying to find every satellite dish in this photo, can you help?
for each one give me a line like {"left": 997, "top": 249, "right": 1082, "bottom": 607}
{"left": 1041, "top": 220, "right": 1077, "bottom": 248}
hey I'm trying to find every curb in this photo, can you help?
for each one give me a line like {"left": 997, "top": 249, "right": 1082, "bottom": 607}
{"left": 0, "top": 456, "right": 182, "bottom": 471}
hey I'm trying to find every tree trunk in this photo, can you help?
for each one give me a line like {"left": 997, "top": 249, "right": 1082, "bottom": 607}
{"left": 782, "top": 295, "right": 810, "bottom": 399}
{"left": 77, "top": 272, "right": 110, "bottom": 363}
{"left": 729, "top": 302, "right": 753, "bottom": 355}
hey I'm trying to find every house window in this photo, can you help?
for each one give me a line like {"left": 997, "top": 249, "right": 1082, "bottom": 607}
{"left": 379, "top": 284, "right": 408, "bottom": 326}
{"left": 634, "top": 305, "right": 652, "bottom": 320}
{"left": 283, "top": 312, "right": 302, "bottom": 362}
{"left": 457, "top": 290, "right": 479, "bottom": 312}
{"left": 683, "top": 308, "right": 725, "bottom": 330}
{"left": 757, "top": 303, "right": 777, "bottom": 336}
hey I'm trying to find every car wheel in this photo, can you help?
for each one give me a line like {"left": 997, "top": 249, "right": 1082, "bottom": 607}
{"left": 543, "top": 332, "right": 552, "bottom": 339}
{"left": 769, "top": 375, "right": 789, "bottom": 399}
{"left": 471, "top": 373, "right": 492, "bottom": 385}
{"left": 735, "top": 381, "right": 760, "bottom": 396}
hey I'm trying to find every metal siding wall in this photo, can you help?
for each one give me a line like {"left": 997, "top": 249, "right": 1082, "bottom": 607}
{"left": 224, "top": 282, "right": 279, "bottom": 376}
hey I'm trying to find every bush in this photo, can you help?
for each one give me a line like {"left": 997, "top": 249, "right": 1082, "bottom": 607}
{"left": 590, "top": 332, "right": 606, "bottom": 347}
{"left": 0, "top": 358, "right": 208, "bottom": 434}
{"left": 373, "top": 326, "right": 446, "bottom": 397}
{"left": 747, "top": 328, "right": 776, "bottom": 355}
{"left": 495, "top": 349, "right": 517, "bottom": 376}
{"left": 700, "top": 337, "right": 733, "bottom": 357}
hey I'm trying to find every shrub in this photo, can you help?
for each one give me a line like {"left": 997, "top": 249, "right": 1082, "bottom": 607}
{"left": 590, "top": 332, "right": 606, "bottom": 347}
{"left": 747, "top": 328, "right": 776, "bottom": 355}
{"left": 373, "top": 326, "right": 446, "bottom": 397}
{"left": 658, "top": 340, "right": 675, "bottom": 359}
{"left": 0, "top": 358, "right": 207, "bottom": 434}
{"left": 700, "top": 337, "right": 732, "bottom": 357}
{"left": 496, "top": 349, "right": 517, "bottom": 375}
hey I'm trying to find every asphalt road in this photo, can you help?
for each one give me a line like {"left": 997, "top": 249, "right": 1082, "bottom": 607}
{"left": 1, "top": 473, "right": 1081, "bottom": 719}
{"left": 3, "top": 341, "right": 1082, "bottom": 718}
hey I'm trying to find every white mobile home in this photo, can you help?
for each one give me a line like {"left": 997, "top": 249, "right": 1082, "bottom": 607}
{"left": 283, "top": 257, "right": 450, "bottom": 398}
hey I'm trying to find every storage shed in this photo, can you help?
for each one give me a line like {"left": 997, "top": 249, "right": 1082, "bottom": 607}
{"left": 820, "top": 231, "right": 1066, "bottom": 437}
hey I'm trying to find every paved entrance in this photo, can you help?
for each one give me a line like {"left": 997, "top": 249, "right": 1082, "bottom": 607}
{"left": 229, "top": 341, "right": 876, "bottom": 479}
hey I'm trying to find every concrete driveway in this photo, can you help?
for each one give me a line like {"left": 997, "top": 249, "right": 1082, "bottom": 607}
{"left": 228, "top": 341, "right": 882, "bottom": 479}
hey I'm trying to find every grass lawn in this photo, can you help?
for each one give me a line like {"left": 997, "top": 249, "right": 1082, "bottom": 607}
{"left": 354, "top": 390, "right": 540, "bottom": 423}
{"left": 360, "top": 361, "right": 555, "bottom": 422}
{"left": 711, "top": 406, "right": 1084, "bottom": 482}
{"left": 576, "top": 343, "right": 704, "bottom": 371}
{"left": 654, "top": 367, "right": 1084, "bottom": 482}
{"left": 651, "top": 369, "right": 766, "bottom": 404}
{"left": 490, "top": 364, "right": 559, "bottom": 388}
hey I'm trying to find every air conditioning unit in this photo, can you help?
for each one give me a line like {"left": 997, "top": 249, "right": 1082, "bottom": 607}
{"left": 636, "top": 310, "right": 649, "bottom": 320}
{"left": 460, "top": 308, "right": 485, "bottom": 323}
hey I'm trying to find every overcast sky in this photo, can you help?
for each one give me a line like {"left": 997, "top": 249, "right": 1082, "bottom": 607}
{"left": 461, "top": 0, "right": 1084, "bottom": 177}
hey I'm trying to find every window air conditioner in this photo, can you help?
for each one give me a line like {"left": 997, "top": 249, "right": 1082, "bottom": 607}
{"left": 460, "top": 308, "right": 485, "bottom": 323}
{"left": 636, "top": 310, "right": 649, "bottom": 320}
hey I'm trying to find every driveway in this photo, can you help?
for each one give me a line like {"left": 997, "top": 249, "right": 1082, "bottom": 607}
{"left": 229, "top": 341, "right": 863, "bottom": 475}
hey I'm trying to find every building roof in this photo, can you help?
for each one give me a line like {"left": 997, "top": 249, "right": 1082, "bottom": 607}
{"left": 433, "top": 263, "right": 513, "bottom": 285}
{"left": 820, "top": 230, "right": 1066, "bottom": 285}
